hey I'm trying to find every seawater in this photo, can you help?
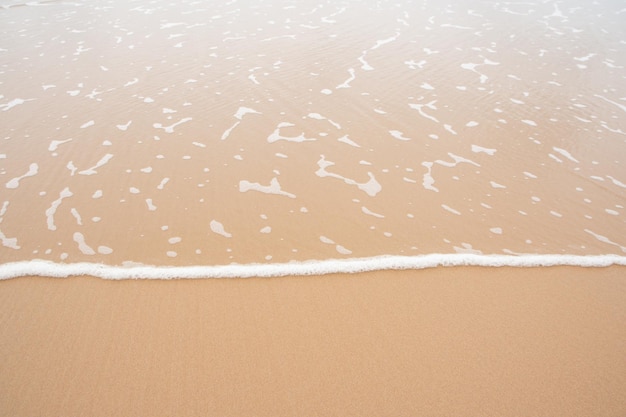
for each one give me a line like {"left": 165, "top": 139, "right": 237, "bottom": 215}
{"left": 1, "top": 0, "right": 625, "bottom": 277}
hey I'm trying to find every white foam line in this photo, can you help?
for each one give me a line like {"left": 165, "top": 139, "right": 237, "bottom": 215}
{"left": 1, "top": 254, "right": 625, "bottom": 280}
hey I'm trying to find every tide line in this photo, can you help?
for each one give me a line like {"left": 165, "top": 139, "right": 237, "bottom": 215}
{"left": 1, "top": 254, "right": 625, "bottom": 280}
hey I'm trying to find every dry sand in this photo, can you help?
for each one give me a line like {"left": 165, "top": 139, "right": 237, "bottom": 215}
{"left": 1, "top": 266, "right": 625, "bottom": 416}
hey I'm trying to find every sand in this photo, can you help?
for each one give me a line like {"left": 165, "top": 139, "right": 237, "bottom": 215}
{"left": 1, "top": 266, "right": 625, "bottom": 416}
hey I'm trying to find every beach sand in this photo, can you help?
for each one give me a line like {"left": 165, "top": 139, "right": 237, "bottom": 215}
{"left": 1, "top": 266, "right": 625, "bottom": 416}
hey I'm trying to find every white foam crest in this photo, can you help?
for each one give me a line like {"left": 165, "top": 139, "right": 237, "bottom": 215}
{"left": 337, "top": 135, "right": 360, "bottom": 148}
{"left": 371, "top": 33, "right": 399, "bottom": 50}
{"left": 267, "top": 122, "right": 316, "bottom": 143}
{"left": 80, "top": 120, "right": 94, "bottom": 129}
{"left": 307, "top": 113, "right": 341, "bottom": 129}
{"left": 442, "top": 204, "right": 461, "bottom": 215}
{"left": 2, "top": 254, "right": 625, "bottom": 280}
{"left": 67, "top": 161, "right": 77, "bottom": 176}
{"left": 315, "top": 155, "right": 381, "bottom": 197}
{"left": 116, "top": 121, "right": 132, "bottom": 131}
{"left": 46, "top": 187, "right": 73, "bottom": 231}
{"left": 320, "top": 236, "right": 352, "bottom": 255}
{"left": 1, "top": 98, "right": 31, "bottom": 112}
{"left": 5, "top": 163, "right": 38, "bottom": 189}
{"left": 409, "top": 101, "right": 439, "bottom": 123}
{"left": 78, "top": 154, "right": 114, "bottom": 176}
{"left": 336, "top": 68, "right": 356, "bottom": 89}
{"left": 146, "top": 199, "right": 157, "bottom": 211}
{"left": 0, "top": 201, "right": 20, "bottom": 250}
{"left": 421, "top": 162, "right": 438, "bottom": 192}
{"left": 70, "top": 208, "right": 82, "bottom": 225}
{"left": 239, "top": 178, "right": 296, "bottom": 198}
{"left": 0, "top": 229, "right": 19, "bottom": 249}
{"left": 471, "top": 145, "right": 496, "bottom": 155}
{"left": 358, "top": 53, "right": 373, "bottom": 70}
{"left": 490, "top": 181, "right": 507, "bottom": 189}
{"left": 361, "top": 206, "right": 384, "bottom": 218}
{"left": 157, "top": 177, "right": 170, "bottom": 190}
{"left": 584, "top": 229, "right": 626, "bottom": 253}
{"left": 210, "top": 220, "right": 232, "bottom": 238}
{"left": 73, "top": 232, "right": 95, "bottom": 255}
{"left": 389, "top": 130, "right": 411, "bottom": 141}
{"left": 221, "top": 108, "right": 261, "bottom": 140}
{"left": 235, "top": 107, "right": 261, "bottom": 119}
{"left": 552, "top": 147, "right": 579, "bottom": 163}
{"left": 221, "top": 121, "right": 240, "bottom": 140}
{"left": 153, "top": 117, "right": 192, "bottom": 133}
{"left": 435, "top": 152, "right": 480, "bottom": 168}
{"left": 606, "top": 176, "right": 626, "bottom": 189}
{"left": 48, "top": 139, "right": 72, "bottom": 152}
{"left": 594, "top": 95, "right": 626, "bottom": 113}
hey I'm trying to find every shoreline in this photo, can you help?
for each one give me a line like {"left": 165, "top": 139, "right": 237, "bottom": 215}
{"left": 2, "top": 266, "right": 625, "bottom": 416}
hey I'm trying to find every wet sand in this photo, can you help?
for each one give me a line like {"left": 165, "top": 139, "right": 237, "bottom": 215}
{"left": 2, "top": 266, "right": 625, "bottom": 416}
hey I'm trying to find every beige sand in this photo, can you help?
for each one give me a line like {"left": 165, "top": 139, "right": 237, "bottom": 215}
{"left": 1, "top": 266, "right": 625, "bottom": 416}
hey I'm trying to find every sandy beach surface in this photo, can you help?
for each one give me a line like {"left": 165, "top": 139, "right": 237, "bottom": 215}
{"left": 2, "top": 266, "right": 625, "bottom": 417}
{"left": 2, "top": 1, "right": 625, "bottom": 415}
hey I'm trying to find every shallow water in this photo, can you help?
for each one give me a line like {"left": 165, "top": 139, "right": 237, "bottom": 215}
{"left": 1, "top": 0, "right": 625, "bottom": 269}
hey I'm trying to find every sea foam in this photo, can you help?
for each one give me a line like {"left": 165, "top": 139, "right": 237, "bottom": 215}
{"left": 0, "top": 254, "right": 624, "bottom": 280}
